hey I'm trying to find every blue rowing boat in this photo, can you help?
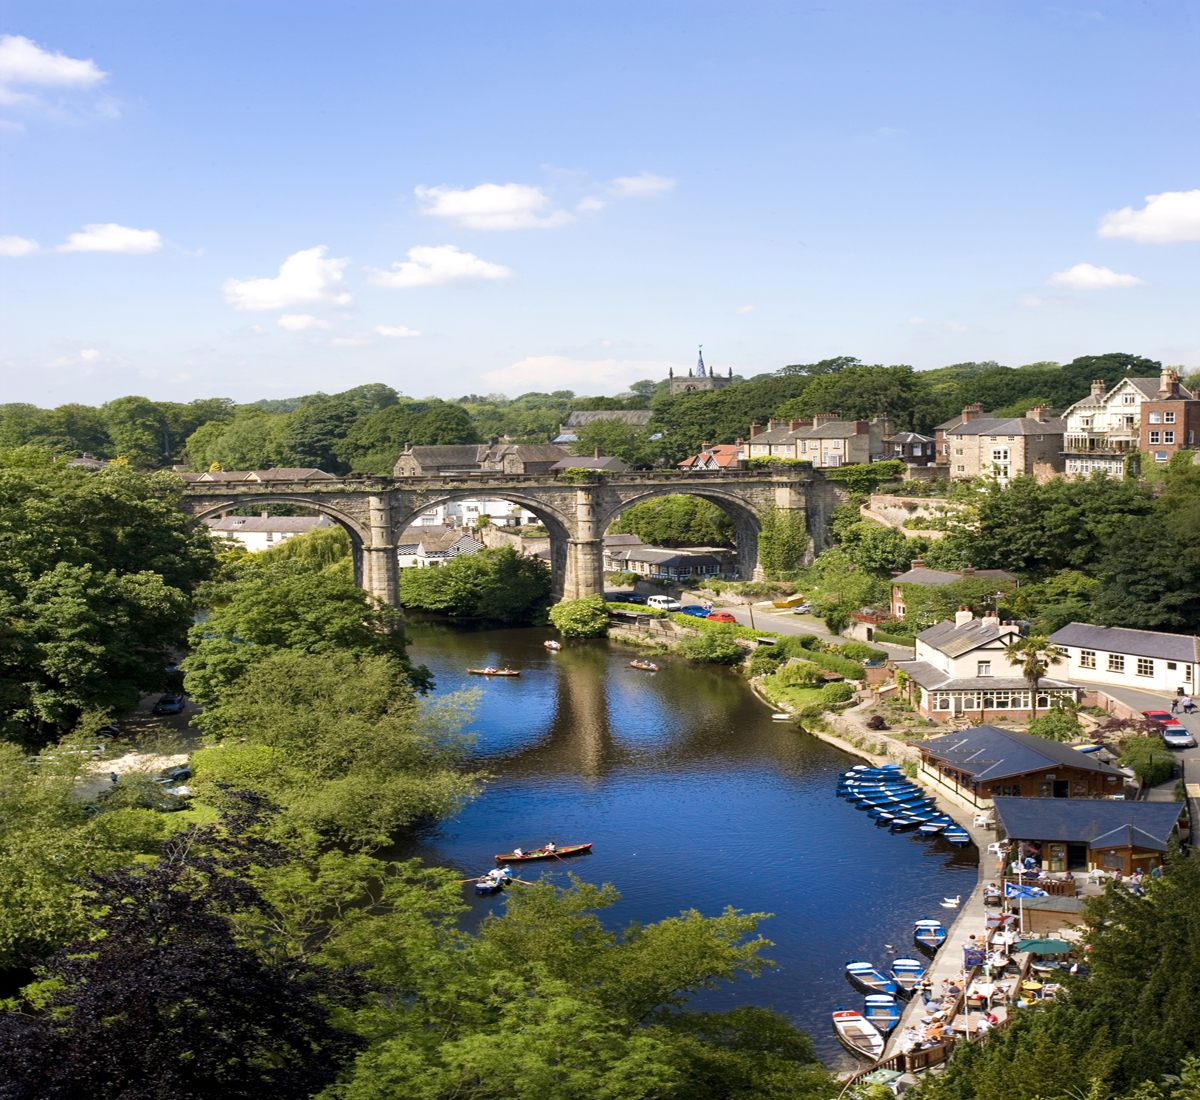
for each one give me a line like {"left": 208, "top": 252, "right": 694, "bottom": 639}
{"left": 845, "top": 959, "right": 898, "bottom": 996}
{"left": 863, "top": 994, "right": 901, "bottom": 1033}
{"left": 914, "top": 919, "right": 946, "bottom": 954}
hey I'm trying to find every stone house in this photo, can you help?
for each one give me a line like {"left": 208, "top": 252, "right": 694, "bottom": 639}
{"left": 935, "top": 405, "right": 1066, "bottom": 484}
{"left": 1137, "top": 370, "right": 1200, "bottom": 465}
{"left": 677, "top": 443, "right": 745, "bottom": 470}
{"left": 393, "top": 443, "right": 568, "bottom": 477}
{"left": 1047, "top": 622, "right": 1200, "bottom": 695}
{"left": 912, "top": 725, "right": 1127, "bottom": 811}
{"left": 894, "top": 609, "right": 1079, "bottom": 721}
{"left": 745, "top": 415, "right": 891, "bottom": 468}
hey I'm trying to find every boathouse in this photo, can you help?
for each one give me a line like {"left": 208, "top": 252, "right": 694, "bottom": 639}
{"left": 909, "top": 725, "right": 1128, "bottom": 811}
{"left": 992, "top": 797, "right": 1185, "bottom": 877}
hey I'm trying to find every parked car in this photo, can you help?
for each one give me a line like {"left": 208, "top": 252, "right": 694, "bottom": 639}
{"left": 791, "top": 603, "right": 814, "bottom": 614}
{"left": 706, "top": 611, "right": 737, "bottom": 623}
{"left": 679, "top": 605, "right": 710, "bottom": 617}
{"left": 157, "top": 765, "right": 193, "bottom": 783}
{"left": 1164, "top": 729, "right": 1197, "bottom": 749}
{"left": 152, "top": 694, "right": 184, "bottom": 715}
{"left": 1142, "top": 710, "right": 1173, "bottom": 724}
{"left": 619, "top": 593, "right": 648, "bottom": 605}
{"left": 646, "top": 596, "right": 681, "bottom": 611}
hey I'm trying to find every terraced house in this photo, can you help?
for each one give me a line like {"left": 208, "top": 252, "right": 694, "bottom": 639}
{"left": 934, "top": 404, "right": 1066, "bottom": 484}
{"left": 744, "top": 415, "right": 891, "bottom": 468}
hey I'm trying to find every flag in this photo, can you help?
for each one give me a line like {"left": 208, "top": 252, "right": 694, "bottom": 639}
{"left": 1005, "top": 882, "right": 1048, "bottom": 898}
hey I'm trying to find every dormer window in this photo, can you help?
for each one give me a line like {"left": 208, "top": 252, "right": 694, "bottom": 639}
{"left": 1123, "top": 394, "right": 1136, "bottom": 405}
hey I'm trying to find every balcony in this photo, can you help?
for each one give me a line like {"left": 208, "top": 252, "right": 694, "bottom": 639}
{"left": 1062, "top": 432, "right": 1139, "bottom": 455}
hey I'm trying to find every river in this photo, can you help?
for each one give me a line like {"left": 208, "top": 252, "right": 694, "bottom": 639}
{"left": 398, "top": 616, "right": 978, "bottom": 1065}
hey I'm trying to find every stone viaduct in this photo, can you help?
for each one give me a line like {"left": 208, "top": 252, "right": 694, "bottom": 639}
{"left": 180, "top": 467, "right": 841, "bottom": 613}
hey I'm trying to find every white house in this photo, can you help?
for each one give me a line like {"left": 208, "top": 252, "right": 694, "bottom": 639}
{"left": 395, "top": 526, "right": 486, "bottom": 568}
{"left": 895, "top": 610, "right": 1080, "bottom": 721}
{"left": 205, "top": 514, "right": 333, "bottom": 551}
{"left": 1047, "top": 623, "right": 1199, "bottom": 695}
{"left": 411, "top": 498, "right": 540, "bottom": 528}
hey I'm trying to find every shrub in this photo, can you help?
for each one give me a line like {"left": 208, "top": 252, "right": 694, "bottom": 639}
{"left": 1121, "top": 736, "right": 1175, "bottom": 787}
{"left": 677, "top": 626, "right": 746, "bottom": 664}
{"left": 606, "top": 571, "right": 640, "bottom": 587}
{"left": 865, "top": 715, "right": 888, "bottom": 730}
{"left": 874, "top": 630, "right": 916, "bottom": 647}
{"left": 1026, "top": 707, "right": 1083, "bottom": 742}
{"left": 549, "top": 595, "right": 610, "bottom": 637}
{"left": 774, "top": 660, "right": 824, "bottom": 688}
{"left": 779, "top": 634, "right": 823, "bottom": 654}
{"left": 820, "top": 681, "right": 855, "bottom": 705}
{"left": 606, "top": 602, "right": 667, "bottom": 618}
{"left": 834, "top": 641, "right": 888, "bottom": 662}
{"left": 746, "top": 649, "right": 787, "bottom": 677}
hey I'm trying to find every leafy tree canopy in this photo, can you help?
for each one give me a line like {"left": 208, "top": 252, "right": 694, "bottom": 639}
{"left": 397, "top": 546, "right": 552, "bottom": 623}
{"left": 609, "top": 496, "right": 735, "bottom": 547}
{"left": 549, "top": 595, "right": 611, "bottom": 637}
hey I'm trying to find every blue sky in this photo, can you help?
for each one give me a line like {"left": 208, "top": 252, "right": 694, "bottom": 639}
{"left": 2, "top": 1, "right": 1198, "bottom": 406}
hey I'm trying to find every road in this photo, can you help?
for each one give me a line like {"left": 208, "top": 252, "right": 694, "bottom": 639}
{"left": 713, "top": 601, "right": 917, "bottom": 661}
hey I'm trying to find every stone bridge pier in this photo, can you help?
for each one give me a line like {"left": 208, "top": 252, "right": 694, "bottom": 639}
{"left": 180, "top": 467, "right": 842, "bottom": 615}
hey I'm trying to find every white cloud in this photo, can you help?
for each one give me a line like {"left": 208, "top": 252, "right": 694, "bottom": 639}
{"left": 415, "top": 183, "right": 573, "bottom": 230}
{"left": 277, "top": 313, "right": 332, "bottom": 331}
{"left": 577, "top": 196, "right": 607, "bottom": 213}
{"left": 58, "top": 223, "right": 162, "bottom": 254}
{"left": 1098, "top": 190, "right": 1200, "bottom": 244}
{"left": 223, "top": 246, "right": 350, "bottom": 311}
{"left": 736, "top": 304, "right": 759, "bottom": 314}
{"left": 1048, "top": 263, "right": 1146, "bottom": 289}
{"left": 0, "top": 235, "right": 39, "bottom": 256}
{"left": 79, "top": 348, "right": 100, "bottom": 361}
{"left": 0, "top": 34, "right": 106, "bottom": 106}
{"left": 608, "top": 172, "right": 676, "bottom": 197}
{"left": 374, "top": 325, "right": 421, "bottom": 338}
{"left": 367, "top": 245, "right": 514, "bottom": 289}
{"left": 481, "top": 355, "right": 686, "bottom": 392}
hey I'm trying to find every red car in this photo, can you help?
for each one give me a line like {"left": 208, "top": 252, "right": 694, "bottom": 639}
{"left": 1142, "top": 710, "right": 1173, "bottom": 724}
{"left": 706, "top": 611, "right": 737, "bottom": 623}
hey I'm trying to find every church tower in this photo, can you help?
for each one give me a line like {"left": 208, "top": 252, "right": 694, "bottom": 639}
{"left": 669, "top": 345, "right": 734, "bottom": 395}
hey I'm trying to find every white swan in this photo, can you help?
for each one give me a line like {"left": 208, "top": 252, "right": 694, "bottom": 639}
{"left": 940, "top": 895, "right": 961, "bottom": 908}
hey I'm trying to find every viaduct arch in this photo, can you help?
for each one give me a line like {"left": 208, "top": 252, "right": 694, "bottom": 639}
{"left": 180, "top": 468, "right": 842, "bottom": 617}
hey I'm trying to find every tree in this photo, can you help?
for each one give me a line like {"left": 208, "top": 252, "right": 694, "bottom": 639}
{"left": 1003, "top": 635, "right": 1063, "bottom": 721}
{"left": 549, "top": 595, "right": 610, "bottom": 637}
{"left": 678, "top": 625, "right": 746, "bottom": 664}
{"left": 837, "top": 521, "right": 929, "bottom": 574}
{"left": 1026, "top": 707, "right": 1082, "bottom": 742}
{"left": 0, "top": 464, "right": 218, "bottom": 743}
{"left": 609, "top": 496, "right": 735, "bottom": 547}
{"left": 271, "top": 397, "right": 361, "bottom": 473}
{"left": 182, "top": 564, "right": 420, "bottom": 705}
{"left": 100, "top": 395, "right": 171, "bottom": 467}
{"left": 569, "top": 418, "right": 656, "bottom": 466}
{"left": 757, "top": 503, "right": 808, "bottom": 580}
{"left": 775, "top": 365, "right": 942, "bottom": 433}
{"left": 0, "top": 801, "right": 371, "bottom": 1100}
{"left": 397, "top": 547, "right": 552, "bottom": 623}
{"left": 29, "top": 403, "right": 111, "bottom": 456}
{"left": 189, "top": 652, "right": 482, "bottom": 845}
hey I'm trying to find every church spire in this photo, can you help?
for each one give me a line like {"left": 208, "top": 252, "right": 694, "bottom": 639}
{"left": 696, "top": 345, "right": 706, "bottom": 378}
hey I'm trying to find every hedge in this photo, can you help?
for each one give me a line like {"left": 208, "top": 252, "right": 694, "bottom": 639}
{"left": 873, "top": 630, "right": 916, "bottom": 647}
{"left": 668, "top": 616, "right": 867, "bottom": 679}
{"left": 607, "top": 602, "right": 667, "bottom": 618}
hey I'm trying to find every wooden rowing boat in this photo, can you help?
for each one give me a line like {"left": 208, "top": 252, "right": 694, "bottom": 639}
{"left": 467, "top": 668, "right": 521, "bottom": 676}
{"left": 891, "top": 957, "right": 925, "bottom": 995}
{"left": 863, "top": 994, "right": 901, "bottom": 1033}
{"left": 832, "top": 1008, "right": 885, "bottom": 1060}
{"left": 629, "top": 660, "right": 659, "bottom": 671}
{"left": 543, "top": 641, "right": 562, "bottom": 650}
{"left": 914, "top": 919, "right": 946, "bottom": 954}
{"left": 495, "top": 842, "right": 593, "bottom": 863}
{"left": 845, "top": 960, "right": 898, "bottom": 996}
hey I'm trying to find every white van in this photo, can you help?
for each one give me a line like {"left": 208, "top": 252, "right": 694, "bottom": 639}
{"left": 646, "top": 596, "right": 681, "bottom": 612}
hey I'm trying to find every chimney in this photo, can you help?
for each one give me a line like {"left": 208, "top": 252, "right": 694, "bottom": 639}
{"left": 872, "top": 414, "right": 896, "bottom": 436}
{"left": 982, "top": 610, "right": 999, "bottom": 628}
{"left": 735, "top": 437, "right": 744, "bottom": 445}
{"left": 789, "top": 420, "right": 801, "bottom": 431}
{"left": 814, "top": 413, "right": 841, "bottom": 424}
{"left": 961, "top": 403, "right": 985, "bottom": 422}
{"left": 955, "top": 606, "right": 973, "bottom": 626}
{"left": 594, "top": 446, "right": 602, "bottom": 459}
{"left": 261, "top": 508, "right": 270, "bottom": 518}
{"left": 701, "top": 441, "right": 712, "bottom": 451}
{"left": 1090, "top": 379, "right": 1106, "bottom": 399}
{"left": 1160, "top": 368, "right": 1180, "bottom": 398}
{"left": 910, "top": 556, "right": 925, "bottom": 570}
{"left": 749, "top": 422, "right": 761, "bottom": 438}
{"left": 1028, "top": 405, "right": 1048, "bottom": 423}
{"left": 853, "top": 420, "right": 869, "bottom": 434}
{"left": 768, "top": 418, "right": 781, "bottom": 431}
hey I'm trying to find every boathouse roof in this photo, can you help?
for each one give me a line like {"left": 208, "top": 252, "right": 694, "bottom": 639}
{"left": 915, "top": 725, "right": 1126, "bottom": 782}
{"left": 992, "top": 797, "right": 1184, "bottom": 851}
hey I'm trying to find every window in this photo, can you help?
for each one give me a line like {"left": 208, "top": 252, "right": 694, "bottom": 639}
{"left": 956, "top": 465, "right": 966, "bottom": 472}
{"left": 1149, "top": 431, "right": 1160, "bottom": 443}
{"left": 1190, "top": 432, "right": 1195, "bottom": 445}
{"left": 942, "top": 443, "right": 949, "bottom": 454}
{"left": 977, "top": 661, "right": 992, "bottom": 677}
{"left": 989, "top": 435, "right": 997, "bottom": 442}
{"left": 1080, "top": 649, "right": 1096, "bottom": 668}
{"left": 1149, "top": 411, "right": 1162, "bottom": 423}
{"left": 992, "top": 783, "right": 1022, "bottom": 798}
{"left": 831, "top": 440, "right": 841, "bottom": 449}
{"left": 1165, "top": 411, "right": 1176, "bottom": 423}
{"left": 1168, "top": 662, "right": 1177, "bottom": 671}
{"left": 955, "top": 447, "right": 963, "bottom": 455}
{"left": 1187, "top": 666, "right": 1193, "bottom": 682}
{"left": 1007, "top": 435, "right": 1015, "bottom": 442}
{"left": 800, "top": 440, "right": 808, "bottom": 452}
{"left": 1123, "top": 394, "right": 1136, "bottom": 404}
{"left": 1156, "top": 452, "right": 1169, "bottom": 462}
{"left": 1081, "top": 417, "right": 1093, "bottom": 428}
{"left": 1137, "top": 658, "right": 1154, "bottom": 677}
{"left": 955, "top": 434, "right": 963, "bottom": 441}
{"left": 1036, "top": 435, "right": 1044, "bottom": 441}
{"left": 992, "top": 448, "right": 1009, "bottom": 462}
{"left": 1164, "top": 431, "right": 1174, "bottom": 444}
{"left": 1108, "top": 654, "right": 1125, "bottom": 673}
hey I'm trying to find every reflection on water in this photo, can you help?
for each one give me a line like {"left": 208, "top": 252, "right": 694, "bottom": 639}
{"left": 398, "top": 616, "right": 978, "bottom": 1065}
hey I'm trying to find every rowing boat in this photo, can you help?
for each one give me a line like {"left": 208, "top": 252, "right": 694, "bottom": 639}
{"left": 467, "top": 668, "right": 521, "bottom": 676}
{"left": 495, "top": 842, "right": 593, "bottom": 863}
{"left": 914, "top": 919, "right": 946, "bottom": 954}
{"left": 863, "top": 994, "right": 901, "bottom": 1033}
{"left": 543, "top": 641, "right": 562, "bottom": 650}
{"left": 845, "top": 960, "right": 898, "bottom": 996}
{"left": 890, "top": 957, "right": 925, "bottom": 995}
{"left": 629, "top": 660, "right": 659, "bottom": 671}
{"left": 832, "top": 1008, "right": 885, "bottom": 1060}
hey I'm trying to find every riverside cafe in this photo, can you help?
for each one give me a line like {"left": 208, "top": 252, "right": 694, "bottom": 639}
{"left": 991, "top": 797, "right": 1187, "bottom": 877}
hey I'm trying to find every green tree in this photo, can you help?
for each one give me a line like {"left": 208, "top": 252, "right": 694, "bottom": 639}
{"left": 757, "top": 504, "right": 808, "bottom": 580}
{"left": 28, "top": 404, "right": 111, "bottom": 456}
{"left": 678, "top": 625, "right": 746, "bottom": 664}
{"left": 271, "top": 397, "right": 361, "bottom": 473}
{"left": 609, "top": 496, "right": 735, "bottom": 547}
{"left": 100, "top": 395, "right": 171, "bottom": 467}
{"left": 1003, "top": 635, "right": 1063, "bottom": 721}
{"left": 188, "top": 409, "right": 283, "bottom": 471}
{"left": 838, "top": 520, "right": 929, "bottom": 574}
{"left": 1026, "top": 707, "right": 1083, "bottom": 742}
{"left": 397, "top": 547, "right": 552, "bottom": 623}
{"left": 0, "top": 403, "right": 44, "bottom": 448}
{"left": 775, "top": 364, "right": 942, "bottom": 433}
{"left": 897, "top": 575, "right": 1016, "bottom": 629}
{"left": 549, "top": 595, "right": 610, "bottom": 637}
{"left": 190, "top": 652, "right": 481, "bottom": 845}
{"left": 569, "top": 418, "right": 656, "bottom": 466}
